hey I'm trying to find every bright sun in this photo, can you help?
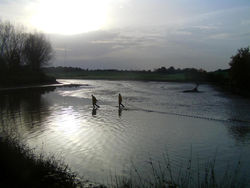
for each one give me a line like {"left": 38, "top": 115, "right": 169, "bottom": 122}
{"left": 30, "top": 0, "right": 109, "bottom": 35}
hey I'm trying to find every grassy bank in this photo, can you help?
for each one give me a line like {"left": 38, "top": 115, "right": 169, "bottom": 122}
{"left": 0, "top": 70, "right": 58, "bottom": 88}
{"left": 0, "top": 132, "right": 248, "bottom": 188}
{"left": 0, "top": 134, "right": 83, "bottom": 188}
{"left": 44, "top": 67, "right": 209, "bottom": 82}
{"left": 45, "top": 70, "right": 188, "bottom": 82}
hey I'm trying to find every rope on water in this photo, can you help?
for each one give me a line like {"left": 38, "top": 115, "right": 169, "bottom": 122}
{"left": 130, "top": 107, "right": 250, "bottom": 124}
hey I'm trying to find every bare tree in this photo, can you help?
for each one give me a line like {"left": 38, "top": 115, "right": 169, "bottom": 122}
{"left": 0, "top": 21, "right": 26, "bottom": 70}
{"left": 23, "top": 33, "right": 54, "bottom": 71}
{"left": 0, "top": 20, "right": 56, "bottom": 85}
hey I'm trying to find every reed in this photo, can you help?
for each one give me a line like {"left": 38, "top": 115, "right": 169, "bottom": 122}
{"left": 0, "top": 133, "right": 83, "bottom": 188}
{"left": 107, "top": 152, "right": 247, "bottom": 188}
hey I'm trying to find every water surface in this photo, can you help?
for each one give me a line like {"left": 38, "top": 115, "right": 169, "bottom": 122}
{"left": 1, "top": 79, "right": 250, "bottom": 183}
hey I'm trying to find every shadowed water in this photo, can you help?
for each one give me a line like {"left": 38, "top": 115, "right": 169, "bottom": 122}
{"left": 1, "top": 79, "right": 250, "bottom": 183}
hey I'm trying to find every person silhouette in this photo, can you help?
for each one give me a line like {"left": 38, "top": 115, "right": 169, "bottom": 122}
{"left": 91, "top": 95, "right": 100, "bottom": 109}
{"left": 118, "top": 93, "right": 125, "bottom": 108}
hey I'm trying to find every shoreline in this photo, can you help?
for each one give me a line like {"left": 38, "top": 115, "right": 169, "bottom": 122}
{"left": 56, "top": 77, "right": 212, "bottom": 85}
{"left": 0, "top": 132, "right": 248, "bottom": 188}
{"left": 0, "top": 82, "right": 83, "bottom": 92}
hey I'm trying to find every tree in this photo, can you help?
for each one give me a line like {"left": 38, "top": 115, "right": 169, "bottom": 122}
{"left": 229, "top": 47, "right": 250, "bottom": 91}
{"left": 154, "top": 66, "right": 167, "bottom": 73}
{"left": 0, "top": 21, "right": 26, "bottom": 71}
{"left": 23, "top": 33, "right": 54, "bottom": 72}
{"left": 0, "top": 20, "right": 56, "bottom": 86}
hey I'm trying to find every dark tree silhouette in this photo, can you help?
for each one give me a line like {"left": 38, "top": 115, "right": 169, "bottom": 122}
{"left": 0, "top": 21, "right": 25, "bottom": 71}
{"left": 229, "top": 47, "right": 250, "bottom": 91}
{"left": 154, "top": 66, "right": 168, "bottom": 73}
{"left": 23, "top": 33, "right": 54, "bottom": 72}
{"left": 0, "top": 20, "right": 56, "bottom": 86}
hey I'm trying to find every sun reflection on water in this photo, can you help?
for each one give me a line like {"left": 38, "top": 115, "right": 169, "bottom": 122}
{"left": 52, "top": 106, "right": 85, "bottom": 141}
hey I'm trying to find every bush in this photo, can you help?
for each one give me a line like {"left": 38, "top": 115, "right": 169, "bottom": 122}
{"left": 229, "top": 47, "right": 250, "bottom": 91}
{"left": 0, "top": 135, "right": 82, "bottom": 188}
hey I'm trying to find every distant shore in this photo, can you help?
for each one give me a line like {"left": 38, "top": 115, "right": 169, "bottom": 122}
{"left": 44, "top": 68, "right": 209, "bottom": 83}
{"left": 44, "top": 67, "right": 250, "bottom": 97}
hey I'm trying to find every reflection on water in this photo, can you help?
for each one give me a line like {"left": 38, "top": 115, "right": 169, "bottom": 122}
{"left": 92, "top": 108, "right": 97, "bottom": 116}
{"left": 227, "top": 124, "right": 250, "bottom": 142}
{"left": 0, "top": 87, "right": 55, "bottom": 133}
{"left": 1, "top": 80, "right": 250, "bottom": 183}
{"left": 118, "top": 108, "right": 122, "bottom": 117}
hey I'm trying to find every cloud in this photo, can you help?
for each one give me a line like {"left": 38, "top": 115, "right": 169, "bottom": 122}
{"left": 241, "top": 20, "right": 250, "bottom": 25}
{"left": 41, "top": 1, "right": 250, "bottom": 71}
{"left": 51, "top": 28, "right": 167, "bottom": 58}
{"left": 191, "top": 25, "right": 218, "bottom": 30}
{"left": 0, "top": 0, "right": 30, "bottom": 23}
{"left": 209, "top": 33, "right": 231, "bottom": 40}
{"left": 50, "top": 13, "right": 250, "bottom": 71}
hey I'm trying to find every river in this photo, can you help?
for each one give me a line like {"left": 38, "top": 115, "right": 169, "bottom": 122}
{"left": 1, "top": 79, "right": 250, "bottom": 184}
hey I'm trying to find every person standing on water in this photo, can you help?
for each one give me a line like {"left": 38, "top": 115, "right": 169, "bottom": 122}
{"left": 92, "top": 95, "right": 100, "bottom": 109}
{"left": 118, "top": 93, "right": 125, "bottom": 108}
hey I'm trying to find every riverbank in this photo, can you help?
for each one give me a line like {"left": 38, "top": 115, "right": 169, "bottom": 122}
{"left": 0, "top": 133, "right": 83, "bottom": 188}
{"left": 0, "top": 133, "right": 248, "bottom": 188}
{"left": 0, "top": 70, "right": 59, "bottom": 87}
{"left": 0, "top": 82, "right": 83, "bottom": 92}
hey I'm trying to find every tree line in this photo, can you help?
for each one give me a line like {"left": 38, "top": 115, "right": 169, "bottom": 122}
{"left": 44, "top": 45, "right": 250, "bottom": 94}
{"left": 0, "top": 21, "right": 55, "bottom": 86}
{"left": 44, "top": 66, "right": 207, "bottom": 74}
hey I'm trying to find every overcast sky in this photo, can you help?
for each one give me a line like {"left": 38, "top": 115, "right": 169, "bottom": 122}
{"left": 1, "top": 0, "right": 250, "bottom": 71}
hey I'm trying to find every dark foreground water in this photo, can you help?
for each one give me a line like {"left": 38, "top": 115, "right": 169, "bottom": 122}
{"left": 1, "top": 79, "right": 250, "bottom": 184}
